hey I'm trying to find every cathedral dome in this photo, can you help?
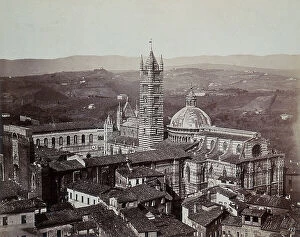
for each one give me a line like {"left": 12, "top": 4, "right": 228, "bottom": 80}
{"left": 169, "top": 106, "right": 211, "bottom": 129}
{"left": 168, "top": 88, "right": 211, "bottom": 130}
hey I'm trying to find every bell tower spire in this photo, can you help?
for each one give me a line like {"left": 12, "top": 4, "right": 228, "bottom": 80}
{"left": 138, "top": 41, "right": 164, "bottom": 151}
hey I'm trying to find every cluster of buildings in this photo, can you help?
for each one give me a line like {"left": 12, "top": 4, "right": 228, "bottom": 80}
{"left": 0, "top": 43, "right": 299, "bottom": 237}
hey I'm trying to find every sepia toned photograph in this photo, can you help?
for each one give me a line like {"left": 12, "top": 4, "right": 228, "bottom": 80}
{"left": 0, "top": 0, "right": 299, "bottom": 236}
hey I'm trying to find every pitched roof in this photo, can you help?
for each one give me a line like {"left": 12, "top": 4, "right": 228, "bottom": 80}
{"left": 182, "top": 194, "right": 216, "bottom": 209}
{"left": 241, "top": 208, "right": 267, "bottom": 217}
{"left": 151, "top": 214, "right": 196, "bottom": 237}
{"left": 30, "top": 121, "right": 103, "bottom": 134}
{"left": 247, "top": 194, "right": 291, "bottom": 210}
{"left": 126, "top": 183, "right": 167, "bottom": 203}
{"left": 108, "top": 135, "right": 139, "bottom": 146}
{"left": 49, "top": 159, "right": 85, "bottom": 172}
{"left": 262, "top": 214, "right": 296, "bottom": 232}
{"left": 0, "top": 180, "right": 24, "bottom": 201}
{"left": 76, "top": 204, "right": 136, "bottom": 237}
{"left": 221, "top": 215, "right": 242, "bottom": 227}
{"left": 84, "top": 154, "right": 127, "bottom": 167}
{"left": 120, "top": 207, "right": 158, "bottom": 233}
{"left": 66, "top": 181, "right": 111, "bottom": 196}
{"left": 205, "top": 186, "right": 237, "bottom": 199}
{"left": 188, "top": 206, "right": 224, "bottom": 226}
{"left": 34, "top": 147, "right": 72, "bottom": 164}
{"left": 117, "top": 165, "right": 164, "bottom": 179}
{"left": 36, "top": 210, "right": 82, "bottom": 228}
{"left": 0, "top": 197, "right": 46, "bottom": 215}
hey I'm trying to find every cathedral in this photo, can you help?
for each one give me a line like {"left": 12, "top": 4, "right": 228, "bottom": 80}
{"left": 103, "top": 42, "right": 285, "bottom": 196}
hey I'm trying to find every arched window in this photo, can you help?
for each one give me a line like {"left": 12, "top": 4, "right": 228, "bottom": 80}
{"left": 31, "top": 173, "right": 36, "bottom": 191}
{"left": 59, "top": 137, "right": 63, "bottom": 146}
{"left": 67, "top": 136, "right": 70, "bottom": 145}
{"left": 252, "top": 144, "right": 262, "bottom": 158}
{"left": 89, "top": 134, "right": 93, "bottom": 143}
{"left": 82, "top": 135, "right": 85, "bottom": 144}
{"left": 74, "top": 135, "right": 78, "bottom": 144}
{"left": 13, "top": 165, "right": 19, "bottom": 181}
{"left": 236, "top": 144, "right": 242, "bottom": 154}
{"left": 210, "top": 140, "right": 215, "bottom": 149}
{"left": 36, "top": 139, "right": 40, "bottom": 146}
{"left": 44, "top": 138, "right": 48, "bottom": 147}
{"left": 52, "top": 137, "right": 55, "bottom": 147}
{"left": 186, "top": 166, "right": 191, "bottom": 183}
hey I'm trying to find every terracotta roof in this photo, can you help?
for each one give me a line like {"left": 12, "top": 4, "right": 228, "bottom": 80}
{"left": 241, "top": 208, "right": 267, "bottom": 217}
{"left": 85, "top": 154, "right": 126, "bottom": 167}
{"left": 100, "top": 188, "right": 138, "bottom": 204}
{"left": 36, "top": 209, "right": 82, "bottom": 228}
{"left": 117, "top": 165, "right": 164, "bottom": 179}
{"left": 189, "top": 206, "right": 224, "bottom": 227}
{"left": 66, "top": 180, "right": 111, "bottom": 196}
{"left": 182, "top": 194, "right": 216, "bottom": 209}
{"left": 262, "top": 214, "right": 296, "bottom": 232}
{"left": 30, "top": 121, "right": 103, "bottom": 134}
{"left": 151, "top": 214, "right": 196, "bottom": 237}
{"left": 49, "top": 159, "right": 85, "bottom": 172}
{"left": 0, "top": 197, "right": 46, "bottom": 215}
{"left": 247, "top": 194, "right": 291, "bottom": 210}
{"left": 221, "top": 215, "right": 242, "bottom": 227}
{"left": 34, "top": 147, "right": 72, "bottom": 164}
{"left": 0, "top": 180, "right": 24, "bottom": 201}
{"left": 74, "top": 220, "right": 98, "bottom": 231}
{"left": 121, "top": 207, "right": 158, "bottom": 233}
{"left": 127, "top": 183, "right": 167, "bottom": 203}
{"left": 202, "top": 131, "right": 253, "bottom": 141}
{"left": 205, "top": 186, "right": 237, "bottom": 199}
{"left": 76, "top": 204, "right": 136, "bottom": 237}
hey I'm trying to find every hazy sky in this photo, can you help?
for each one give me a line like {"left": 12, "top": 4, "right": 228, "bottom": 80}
{"left": 1, "top": 0, "right": 300, "bottom": 59}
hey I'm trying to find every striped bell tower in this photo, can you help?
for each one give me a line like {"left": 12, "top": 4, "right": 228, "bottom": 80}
{"left": 138, "top": 41, "right": 164, "bottom": 150}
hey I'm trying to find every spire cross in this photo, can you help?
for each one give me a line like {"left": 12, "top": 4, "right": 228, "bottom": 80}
{"left": 149, "top": 39, "right": 153, "bottom": 51}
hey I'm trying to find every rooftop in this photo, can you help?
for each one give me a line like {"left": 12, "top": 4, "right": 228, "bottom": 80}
{"left": 189, "top": 206, "right": 224, "bottom": 227}
{"left": 120, "top": 207, "right": 158, "bottom": 233}
{"left": 76, "top": 204, "right": 136, "bottom": 237}
{"left": 66, "top": 180, "right": 111, "bottom": 197}
{"left": 36, "top": 209, "right": 82, "bottom": 228}
{"left": 241, "top": 208, "right": 267, "bottom": 217}
{"left": 151, "top": 214, "right": 196, "bottom": 237}
{"left": 0, "top": 180, "right": 24, "bottom": 201}
{"left": 262, "top": 214, "right": 296, "bottom": 232}
{"left": 126, "top": 183, "right": 168, "bottom": 203}
{"left": 117, "top": 165, "right": 164, "bottom": 179}
{"left": 49, "top": 159, "right": 85, "bottom": 172}
{"left": 221, "top": 215, "right": 242, "bottom": 227}
{"left": 29, "top": 121, "right": 103, "bottom": 134}
{"left": 0, "top": 197, "right": 46, "bottom": 215}
{"left": 247, "top": 194, "right": 291, "bottom": 210}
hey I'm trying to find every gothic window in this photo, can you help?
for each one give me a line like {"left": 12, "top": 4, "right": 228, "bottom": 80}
{"left": 67, "top": 136, "right": 70, "bottom": 145}
{"left": 143, "top": 107, "right": 147, "bottom": 115}
{"left": 89, "top": 134, "right": 93, "bottom": 143}
{"left": 252, "top": 144, "right": 262, "bottom": 158}
{"left": 74, "top": 135, "right": 78, "bottom": 144}
{"left": 143, "top": 96, "right": 147, "bottom": 103}
{"left": 154, "top": 85, "right": 160, "bottom": 93}
{"left": 223, "top": 141, "right": 228, "bottom": 151}
{"left": 142, "top": 85, "right": 148, "bottom": 92}
{"left": 154, "top": 107, "right": 158, "bottom": 114}
{"left": 82, "top": 135, "right": 85, "bottom": 144}
{"left": 236, "top": 144, "right": 242, "bottom": 154}
{"left": 154, "top": 118, "right": 158, "bottom": 124}
{"left": 31, "top": 173, "right": 36, "bottom": 191}
{"left": 59, "top": 137, "right": 63, "bottom": 146}
{"left": 154, "top": 96, "right": 159, "bottom": 103}
{"left": 186, "top": 166, "right": 191, "bottom": 183}
{"left": 210, "top": 140, "right": 215, "bottom": 149}
{"left": 155, "top": 129, "right": 158, "bottom": 135}
{"left": 223, "top": 166, "right": 227, "bottom": 177}
{"left": 36, "top": 139, "right": 40, "bottom": 146}
{"left": 13, "top": 165, "right": 19, "bottom": 181}
{"left": 52, "top": 137, "right": 55, "bottom": 147}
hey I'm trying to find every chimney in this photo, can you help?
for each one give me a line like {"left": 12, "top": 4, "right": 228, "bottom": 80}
{"left": 207, "top": 190, "right": 211, "bottom": 200}
{"left": 126, "top": 156, "right": 133, "bottom": 172}
{"left": 193, "top": 203, "right": 197, "bottom": 213}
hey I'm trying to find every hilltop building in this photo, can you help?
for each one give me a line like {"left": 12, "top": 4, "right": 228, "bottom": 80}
{"left": 167, "top": 89, "right": 285, "bottom": 196}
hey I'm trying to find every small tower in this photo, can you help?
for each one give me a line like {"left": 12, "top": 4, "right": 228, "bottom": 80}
{"left": 159, "top": 55, "right": 164, "bottom": 71}
{"left": 116, "top": 102, "right": 122, "bottom": 131}
{"left": 104, "top": 114, "right": 113, "bottom": 155}
{"left": 186, "top": 88, "right": 197, "bottom": 107}
{"left": 138, "top": 41, "right": 164, "bottom": 150}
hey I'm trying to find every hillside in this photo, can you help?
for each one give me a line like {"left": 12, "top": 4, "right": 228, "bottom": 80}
{"left": 1, "top": 54, "right": 300, "bottom": 77}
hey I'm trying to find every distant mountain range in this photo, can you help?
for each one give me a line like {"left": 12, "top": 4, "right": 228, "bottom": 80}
{"left": 0, "top": 54, "right": 299, "bottom": 77}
